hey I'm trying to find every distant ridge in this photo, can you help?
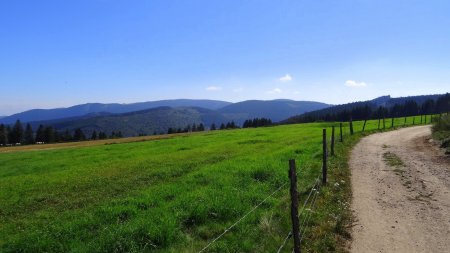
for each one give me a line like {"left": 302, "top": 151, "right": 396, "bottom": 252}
{"left": 13, "top": 99, "right": 331, "bottom": 137}
{"left": 218, "top": 99, "right": 330, "bottom": 123}
{"left": 0, "top": 99, "right": 231, "bottom": 124}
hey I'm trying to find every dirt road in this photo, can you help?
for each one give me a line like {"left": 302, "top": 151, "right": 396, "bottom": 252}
{"left": 350, "top": 126, "right": 450, "bottom": 253}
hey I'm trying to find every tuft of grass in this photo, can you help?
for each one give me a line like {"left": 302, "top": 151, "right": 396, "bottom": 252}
{"left": 383, "top": 152, "right": 405, "bottom": 168}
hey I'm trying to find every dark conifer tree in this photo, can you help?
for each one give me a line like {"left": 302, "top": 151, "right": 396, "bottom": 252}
{"left": 10, "top": 120, "right": 24, "bottom": 144}
{"left": 210, "top": 123, "right": 216, "bottom": 130}
{"left": 44, "top": 126, "right": 56, "bottom": 143}
{"left": 62, "top": 129, "right": 72, "bottom": 142}
{"left": 91, "top": 130, "right": 98, "bottom": 140}
{"left": 24, "top": 123, "right": 34, "bottom": 144}
{"left": 98, "top": 132, "right": 107, "bottom": 139}
{"left": 220, "top": 123, "right": 225, "bottom": 130}
{"left": 35, "top": 125, "right": 46, "bottom": 142}
{"left": 0, "top": 124, "right": 7, "bottom": 145}
{"left": 74, "top": 128, "right": 86, "bottom": 141}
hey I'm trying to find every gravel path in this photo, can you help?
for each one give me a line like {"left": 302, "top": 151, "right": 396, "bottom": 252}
{"left": 350, "top": 125, "right": 450, "bottom": 253}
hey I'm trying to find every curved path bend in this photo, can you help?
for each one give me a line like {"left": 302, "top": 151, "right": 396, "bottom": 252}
{"left": 350, "top": 126, "right": 450, "bottom": 253}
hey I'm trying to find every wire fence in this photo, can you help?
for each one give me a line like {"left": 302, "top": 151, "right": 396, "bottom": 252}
{"left": 198, "top": 181, "right": 289, "bottom": 253}
{"left": 198, "top": 115, "right": 434, "bottom": 253}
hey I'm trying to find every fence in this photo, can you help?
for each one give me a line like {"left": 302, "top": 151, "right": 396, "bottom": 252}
{"left": 198, "top": 114, "right": 438, "bottom": 252}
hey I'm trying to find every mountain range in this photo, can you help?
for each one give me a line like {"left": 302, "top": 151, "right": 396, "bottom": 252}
{"left": 3, "top": 94, "right": 446, "bottom": 137}
{"left": 1, "top": 99, "right": 331, "bottom": 137}
{"left": 0, "top": 99, "right": 231, "bottom": 125}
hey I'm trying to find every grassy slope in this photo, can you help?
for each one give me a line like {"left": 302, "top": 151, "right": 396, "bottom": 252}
{"left": 432, "top": 113, "right": 450, "bottom": 153}
{"left": 0, "top": 116, "right": 428, "bottom": 252}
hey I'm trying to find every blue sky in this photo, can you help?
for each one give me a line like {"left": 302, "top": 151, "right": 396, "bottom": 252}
{"left": 1, "top": 0, "right": 449, "bottom": 115}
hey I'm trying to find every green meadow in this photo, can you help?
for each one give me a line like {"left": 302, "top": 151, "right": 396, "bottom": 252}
{"left": 0, "top": 116, "right": 429, "bottom": 252}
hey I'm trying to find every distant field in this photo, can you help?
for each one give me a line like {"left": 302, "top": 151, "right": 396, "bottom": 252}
{"left": 0, "top": 116, "right": 429, "bottom": 252}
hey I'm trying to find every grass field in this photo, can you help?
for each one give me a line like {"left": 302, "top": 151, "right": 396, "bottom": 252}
{"left": 0, "top": 116, "right": 430, "bottom": 252}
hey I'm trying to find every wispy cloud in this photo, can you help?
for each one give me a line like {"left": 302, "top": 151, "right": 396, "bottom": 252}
{"left": 233, "top": 87, "right": 244, "bottom": 93}
{"left": 345, "top": 80, "right": 367, "bottom": 88}
{"left": 266, "top": 88, "right": 282, "bottom": 94}
{"left": 279, "top": 74, "right": 292, "bottom": 82}
{"left": 205, "top": 86, "right": 223, "bottom": 91}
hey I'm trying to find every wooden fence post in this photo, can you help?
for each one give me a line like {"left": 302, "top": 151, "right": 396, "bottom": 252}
{"left": 322, "top": 129, "right": 327, "bottom": 184}
{"left": 349, "top": 118, "right": 354, "bottom": 135}
{"left": 413, "top": 117, "right": 415, "bottom": 125}
{"left": 339, "top": 122, "right": 343, "bottom": 142}
{"left": 420, "top": 115, "right": 423, "bottom": 124}
{"left": 391, "top": 118, "right": 394, "bottom": 129}
{"left": 404, "top": 117, "right": 407, "bottom": 126}
{"left": 362, "top": 119, "right": 367, "bottom": 132}
{"left": 331, "top": 126, "right": 335, "bottom": 156}
{"left": 289, "top": 160, "right": 301, "bottom": 253}
{"left": 378, "top": 118, "right": 381, "bottom": 130}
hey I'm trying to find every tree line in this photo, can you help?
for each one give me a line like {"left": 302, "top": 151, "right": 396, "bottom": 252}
{"left": 289, "top": 93, "right": 450, "bottom": 123}
{"left": 242, "top": 118, "right": 273, "bottom": 128}
{"left": 1, "top": 117, "right": 275, "bottom": 147}
{"left": 0, "top": 120, "right": 124, "bottom": 146}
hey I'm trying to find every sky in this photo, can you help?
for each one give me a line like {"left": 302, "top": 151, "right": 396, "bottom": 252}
{"left": 1, "top": 0, "right": 449, "bottom": 115}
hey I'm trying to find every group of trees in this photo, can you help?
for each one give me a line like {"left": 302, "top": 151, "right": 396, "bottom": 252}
{"left": 167, "top": 121, "right": 242, "bottom": 134}
{"left": 291, "top": 94, "right": 450, "bottom": 123}
{"left": 0, "top": 120, "right": 126, "bottom": 146}
{"left": 167, "top": 123, "right": 206, "bottom": 134}
{"left": 242, "top": 118, "right": 273, "bottom": 128}
{"left": 219, "top": 121, "right": 239, "bottom": 129}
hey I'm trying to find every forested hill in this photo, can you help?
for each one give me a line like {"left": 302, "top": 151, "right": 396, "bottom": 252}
{"left": 218, "top": 99, "right": 330, "bottom": 123}
{"left": 33, "top": 107, "right": 228, "bottom": 137}
{"left": 0, "top": 99, "right": 231, "bottom": 124}
{"left": 283, "top": 94, "right": 450, "bottom": 123}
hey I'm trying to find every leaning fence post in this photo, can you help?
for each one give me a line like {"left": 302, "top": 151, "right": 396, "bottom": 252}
{"left": 288, "top": 160, "right": 301, "bottom": 253}
{"left": 362, "top": 119, "right": 367, "bottom": 132}
{"left": 339, "top": 122, "right": 343, "bottom": 142}
{"left": 331, "top": 126, "right": 335, "bottom": 156}
{"left": 322, "top": 129, "right": 327, "bottom": 184}
{"left": 404, "top": 116, "right": 407, "bottom": 126}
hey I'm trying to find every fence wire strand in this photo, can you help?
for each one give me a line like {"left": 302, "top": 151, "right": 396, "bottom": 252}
{"left": 198, "top": 181, "right": 288, "bottom": 253}
{"left": 300, "top": 186, "right": 320, "bottom": 243}
{"left": 276, "top": 231, "right": 292, "bottom": 253}
{"left": 276, "top": 174, "right": 321, "bottom": 253}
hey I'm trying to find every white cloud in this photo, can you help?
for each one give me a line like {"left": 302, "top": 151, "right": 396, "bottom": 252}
{"left": 233, "top": 87, "right": 244, "bottom": 93}
{"left": 266, "top": 88, "right": 282, "bottom": 94}
{"left": 279, "top": 74, "right": 293, "bottom": 82}
{"left": 345, "top": 80, "right": 367, "bottom": 88}
{"left": 205, "top": 86, "right": 222, "bottom": 91}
